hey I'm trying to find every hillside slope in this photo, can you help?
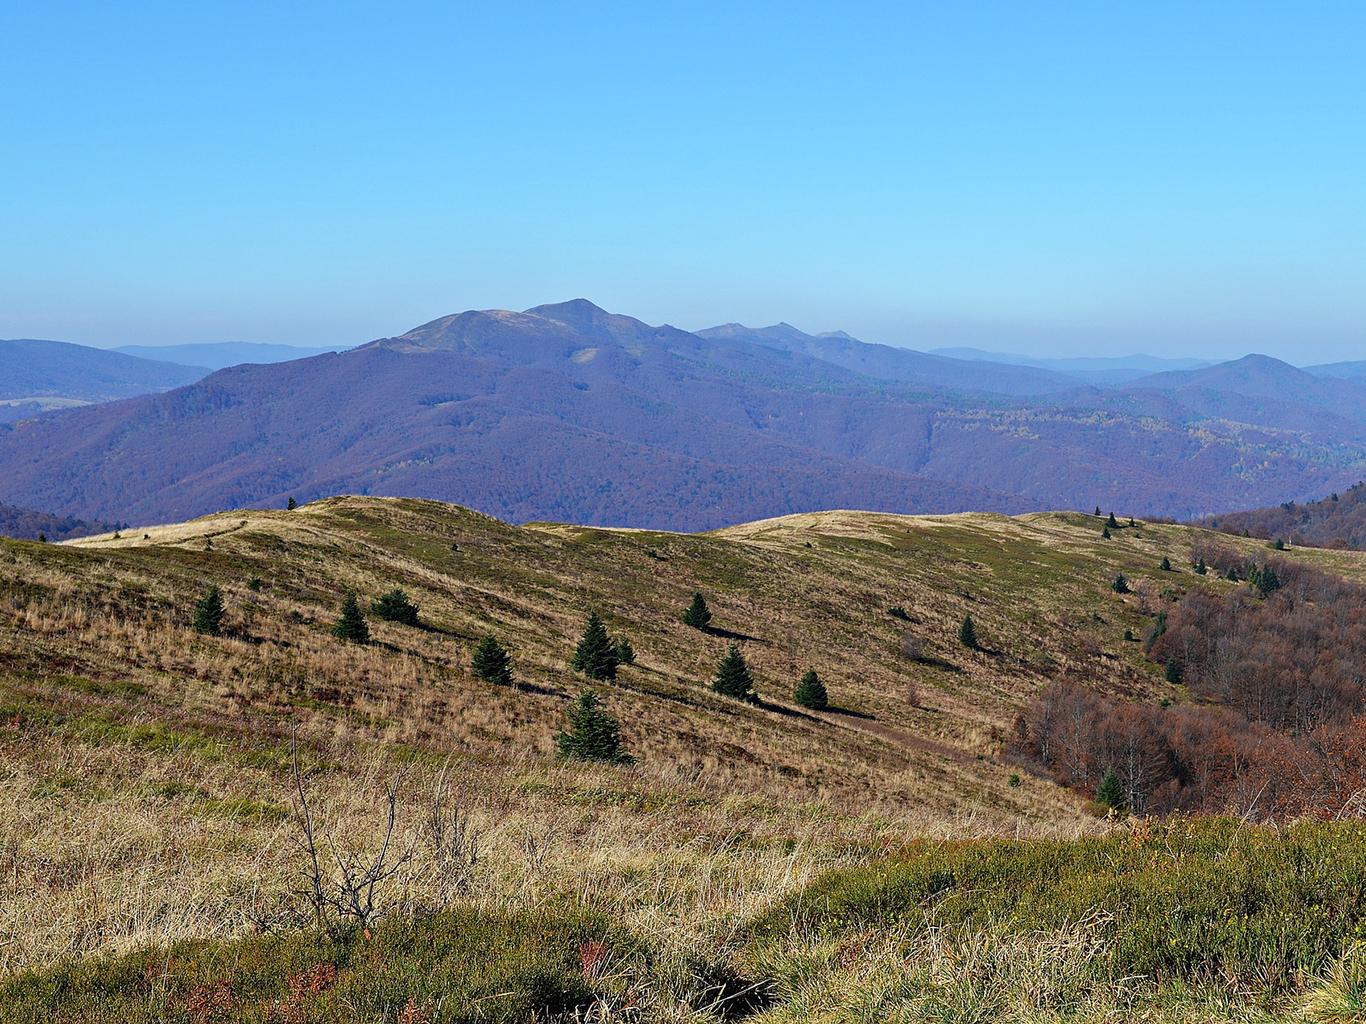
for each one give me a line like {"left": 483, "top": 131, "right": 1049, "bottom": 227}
{"left": 6, "top": 494, "right": 1349, "bottom": 974}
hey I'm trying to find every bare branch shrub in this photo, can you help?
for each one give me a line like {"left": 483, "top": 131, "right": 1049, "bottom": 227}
{"left": 421, "top": 765, "right": 483, "bottom": 908}
{"left": 288, "top": 724, "right": 414, "bottom": 933}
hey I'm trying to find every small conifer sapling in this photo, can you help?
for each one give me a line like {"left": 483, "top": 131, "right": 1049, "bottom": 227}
{"left": 194, "top": 585, "right": 225, "bottom": 636}
{"left": 555, "top": 690, "right": 633, "bottom": 764}
{"left": 572, "top": 611, "right": 618, "bottom": 680}
{"left": 1160, "top": 556, "right": 1171, "bottom": 571}
{"left": 615, "top": 636, "right": 635, "bottom": 665}
{"left": 1111, "top": 573, "right": 1129, "bottom": 594}
{"left": 471, "top": 633, "right": 514, "bottom": 687}
{"left": 371, "top": 588, "right": 420, "bottom": 627}
{"left": 958, "top": 614, "right": 978, "bottom": 650}
{"left": 332, "top": 590, "right": 370, "bottom": 644}
{"left": 794, "top": 668, "right": 828, "bottom": 710}
{"left": 713, "top": 644, "right": 757, "bottom": 702}
{"left": 1095, "top": 769, "right": 1127, "bottom": 813}
{"left": 681, "top": 591, "right": 712, "bottom": 629}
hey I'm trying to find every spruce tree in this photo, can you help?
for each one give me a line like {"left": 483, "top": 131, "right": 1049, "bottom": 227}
{"left": 286, "top": 496, "right": 298, "bottom": 511}
{"left": 1095, "top": 769, "right": 1126, "bottom": 812}
{"left": 681, "top": 591, "right": 712, "bottom": 629}
{"left": 471, "top": 633, "right": 514, "bottom": 687}
{"left": 194, "top": 585, "right": 225, "bottom": 636}
{"left": 1102, "top": 525, "right": 1111, "bottom": 539}
{"left": 371, "top": 588, "right": 420, "bottom": 626}
{"left": 1159, "top": 556, "right": 1172, "bottom": 571}
{"left": 1107, "top": 512, "right": 1118, "bottom": 528}
{"left": 712, "top": 644, "right": 757, "bottom": 702}
{"left": 958, "top": 614, "right": 978, "bottom": 650}
{"left": 794, "top": 668, "right": 828, "bottom": 710}
{"left": 1165, "top": 657, "right": 1182, "bottom": 684}
{"left": 1194, "top": 557, "right": 1207, "bottom": 576}
{"left": 555, "top": 690, "right": 633, "bottom": 764}
{"left": 572, "top": 611, "right": 618, "bottom": 680}
{"left": 615, "top": 636, "right": 636, "bottom": 666}
{"left": 332, "top": 590, "right": 369, "bottom": 643}
{"left": 1111, "top": 573, "right": 1129, "bottom": 594}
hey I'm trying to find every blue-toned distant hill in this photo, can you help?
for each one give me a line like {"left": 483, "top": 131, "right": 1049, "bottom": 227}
{"left": 0, "top": 300, "right": 1362, "bottom": 530}
{"left": 697, "top": 323, "right": 1080, "bottom": 395}
{"left": 0, "top": 339, "right": 208, "bottom": 422}
{"left": 114, "top": 342, "right": 345, "bottom": 371}
{"left": 929, "top": 347, "right": 1216, "bottom": 386}
{"left": 1303, "top": 360, "right": 1366, "bottom": 383}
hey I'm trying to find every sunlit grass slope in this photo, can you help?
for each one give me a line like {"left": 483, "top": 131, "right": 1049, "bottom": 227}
{"left": 4, "top": 496, "right": 1366, "bottom": 1020}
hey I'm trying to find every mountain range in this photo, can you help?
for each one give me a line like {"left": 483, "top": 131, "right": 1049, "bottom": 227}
{"left": 1, "top": 299, "right": 1363, "bottom": 531}
{"left": 0, "top": 339, "right": 206, "bottom": 423}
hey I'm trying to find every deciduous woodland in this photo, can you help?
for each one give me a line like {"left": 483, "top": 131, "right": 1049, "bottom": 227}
{"left": 1016, "top": 540, "right": 1366, "bottom": 817}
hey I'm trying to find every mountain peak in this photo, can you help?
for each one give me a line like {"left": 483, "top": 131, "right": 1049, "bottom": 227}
{"left": 524, "top": 298, "right": 614, "bottom": 326}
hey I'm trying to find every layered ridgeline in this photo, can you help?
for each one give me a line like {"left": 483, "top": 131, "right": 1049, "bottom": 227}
{"left": 2, "top": 300, "right": 1366, "bottom": 529}
{"left": 7, "top": 497, "right": 1366, "bottom": 1019}
{"left": 0, "top": 338, "right": 207, "bottom": 423}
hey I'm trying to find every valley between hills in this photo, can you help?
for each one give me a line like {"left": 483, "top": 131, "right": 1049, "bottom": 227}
{"left": 6, "top": 494, "right": 1366, "bottom": 1020}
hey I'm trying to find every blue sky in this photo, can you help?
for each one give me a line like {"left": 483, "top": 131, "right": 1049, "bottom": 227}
{"left": 2, "top": 1, "right": 1363, "bottom": 361}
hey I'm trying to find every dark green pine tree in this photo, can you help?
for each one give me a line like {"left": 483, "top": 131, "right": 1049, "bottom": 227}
{"left": 794, "top": 667, "right": 828, "bottom": 710}
{"left": 371, "top": 588, "right": 420, "bottom": 626}
{"left": 1194, "top": 557, "right": 1207, "bottom": 576}
{"left": 1095, "top": 769, "right": 1127, "bottom": 812}
{"left": 471, "top": 633, "right": 514, "bottom": 686}
{"left": 572, "top": 611, "right": 618, "bottom": 680}
{"left": 1159, "top": 556, "right": 1172, "bottom": 571}
{"left": 194, "top": 585, "right": 225, "bottom": 636}
{"left": 1102, "top": 525, "right": 1111, "bottom": 539}
{"left": 1165, "top": 657, "right": 1183, "bottom": 684}
{"left": 615, "top": 636, "right": 636, "bottom": 666}
{"left": 713, "top": 644, "right": 757, "bottom": 702}
{"left": 1253, "top": 564, "right": 1281, "bottom": 597}
{"left": 555, "top": 690, "right": 634, "bottom": 764}
{"left": 681, "top": 591, "right": 712, "bottom": 629}
{"left": 1106, "top": 512, "right": 1118, "bottom": 528}
{"left": 958, "top": 614, "right": 978, "bottom": 650}
{"left": 286, "top": 496, "right": 298, "bottom": 511}
{"left": 1111, "top": 573, "right": 1129, "bottom": 594}
{"left": 332, "top": 590, "right": 370, "bottom": 643}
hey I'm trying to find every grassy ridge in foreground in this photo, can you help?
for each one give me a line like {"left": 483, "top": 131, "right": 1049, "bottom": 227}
{"left": 10, "top": 819, "right": 1366, "bottom": 1022}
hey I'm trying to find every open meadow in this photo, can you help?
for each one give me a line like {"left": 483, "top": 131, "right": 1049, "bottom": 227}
{"left": 3, "top": 497, "right": 1366, "bottom": 1020}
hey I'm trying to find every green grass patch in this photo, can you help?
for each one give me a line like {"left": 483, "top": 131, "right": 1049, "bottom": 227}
{"left": 0, "top": 909, "right": 628, "bottom": 1023}
{"left": 752, "top": 818, "right": 1366, "bottom": 996}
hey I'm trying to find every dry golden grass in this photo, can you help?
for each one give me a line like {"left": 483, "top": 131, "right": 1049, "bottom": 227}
{"left": 3, "top": 495, "right": 1352, "bottom": 975}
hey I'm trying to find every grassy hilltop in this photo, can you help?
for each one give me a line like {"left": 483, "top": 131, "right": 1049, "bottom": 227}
{"left": 3, "top": 496, "right": 1366, "bottom": 1020}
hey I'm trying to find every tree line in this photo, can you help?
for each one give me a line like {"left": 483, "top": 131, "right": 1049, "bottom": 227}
{"left": 1014, "top": 542, "right": 1366, "bottom": 818}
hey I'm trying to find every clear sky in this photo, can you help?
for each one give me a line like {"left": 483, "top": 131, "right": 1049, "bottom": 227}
{"left": 2, "top": 1, "right": 1363, "bottom": 362}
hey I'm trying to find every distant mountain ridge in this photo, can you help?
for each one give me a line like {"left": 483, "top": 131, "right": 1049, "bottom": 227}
{"left": 0, "top": 339, "right": 207, "bottom": 422}
{"left": 0, "top": 299, "right": 1361, "bottom": 531}
{"left": 114, "top": 342, "right": 344, "bottom": 371}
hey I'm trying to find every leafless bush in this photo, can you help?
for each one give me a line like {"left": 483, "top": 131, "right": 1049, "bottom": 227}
{"left": 421, "top": 766, "right": 483, "bottom": 908}
{"left": 289, "top": 725, "right": 413, "bottom": 933}
{"left": 900, "top": 630, "right": 923, "bottom": 661}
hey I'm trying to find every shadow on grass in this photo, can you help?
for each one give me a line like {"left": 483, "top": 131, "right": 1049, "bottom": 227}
{"left": 701, "top": 626, "right": 767, "bottom": 644}
{"left": 825, "top": 705, "right": 877, "bottom": 721}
